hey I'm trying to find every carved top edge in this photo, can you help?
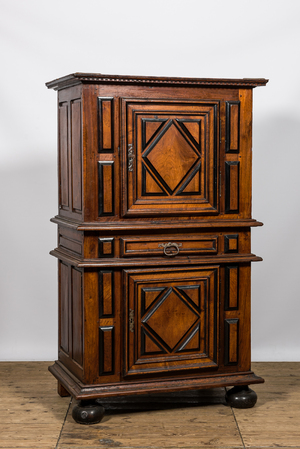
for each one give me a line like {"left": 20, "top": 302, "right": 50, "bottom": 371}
{"left": 46, "top": 73, "right": 269, "bottom": 90}
{"left": 50, "top": 216, "right": 264, "bottom": 230}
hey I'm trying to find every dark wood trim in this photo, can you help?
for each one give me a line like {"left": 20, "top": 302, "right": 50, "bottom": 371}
{"left": 224, "top": 318, "right": 239, "bottom": 366}
{"left": 224, "top": 234, "right": 239, "bottom": 253}
{"left": 49, "top": 361, "right": 264, "bottom": 400}
{"left": 141, "top": 164, "right": 167, "bottom": 197}
{"left": 50, "top": 215, "right": 264, "bottom": 230}
{"left": 50, "top": 248, "right": 263, "bottom": 268}
{"left": 225, "top": 161, "right": 240, "bottom": 214}
{"left": 225, "top": 265, "right": 239, "bottom": 311}
{"left": 46, "top": 73, "right": 269, "bottom": 90}
{"left": 141, "top": 287, "right": 166, "bottom": 316}
{"left": 175, "top": 162, "right": 202, "bottom": 196}
{"left": 225, "top": 101, "right": 240, "bottom": 153}
{"left": 141, "top": 327, "right": 167, "bottom": 356}
{"left": 97, "top": 97, "right": 114, "bottom": 153}
{"left": 99, "top": 326, "right": 115, "bottom": 376}
{"left": 142, "top": 118, "right": 167, "bottom": 150}
{"left": 98, "top": 238, "right": 115, "bottom": 258}
{"left": 98, "top": 161, "right": 115, "bottom": 217}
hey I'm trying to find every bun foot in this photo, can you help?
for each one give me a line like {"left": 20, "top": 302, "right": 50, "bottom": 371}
{"left": 72, "top": 400, "right": 105, "bottom": 425}
{"left": 225, "top": 385, "right": 257, "bottom": 409}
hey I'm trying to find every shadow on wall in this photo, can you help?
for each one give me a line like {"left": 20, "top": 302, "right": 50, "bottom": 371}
{"left": 252, "top": 114, "right": 300, "bottom": 360}
{"left": 0, "top": 157, "right": 58, "bottom": 360}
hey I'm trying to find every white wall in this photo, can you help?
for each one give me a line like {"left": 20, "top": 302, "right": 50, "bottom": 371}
{"left": 1, "top": 0, "right": 299, "bottom": 361}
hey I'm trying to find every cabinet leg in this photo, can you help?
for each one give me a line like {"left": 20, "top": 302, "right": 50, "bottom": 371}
{"left": 57, "top": 381, "right": 71, "bottom": 397}
{"left": 225, "top": 385, "right": 257, "bottom": 408}
{"left": 72, "top": 399, "right": 105, "bottom": 425}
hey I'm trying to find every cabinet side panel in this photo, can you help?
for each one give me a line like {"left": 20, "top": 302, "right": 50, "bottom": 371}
{"left": 72, "top": 267, "right": 83, "bottom": 366}
{"left": 59, "top": 104, "right": 69, "bottom": 208}
{"left": 238, "top": 89, "right": 252, "bottom": 218}
{"left": 58, "top": 226, "right": 83, "bottom": 257}
{"left": 82, "top": 86, "right": 98, "bottom": 222}
{"left": 58, "top": 261, "right": 84, "bottom": 379}
{"left": 57, "top": 86, "right": 83, "bottom": 221}
{"left": 83, "top": 270, "right": 100, "bottom": 382}
{"left": 71, "top": 100, "right": 82, "bottom": 212}
{"left": 238, "top": 264, "right": 251, "bottom": 371}
{"left": 59, "top": 262, "right": 69, "bottom": 354}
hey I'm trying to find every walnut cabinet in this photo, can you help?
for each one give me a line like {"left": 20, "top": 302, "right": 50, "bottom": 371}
{"left": 46, "top": 73, "right": 268, "bottom": 422}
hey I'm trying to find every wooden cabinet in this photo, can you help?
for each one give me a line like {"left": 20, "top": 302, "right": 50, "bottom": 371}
{"left": 46, "top": 73, "right": 268, "bottom": 423}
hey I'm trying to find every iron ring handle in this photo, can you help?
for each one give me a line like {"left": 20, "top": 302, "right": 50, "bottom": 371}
{"left": 158, "top": 242, "right": 182, "bottom": 257}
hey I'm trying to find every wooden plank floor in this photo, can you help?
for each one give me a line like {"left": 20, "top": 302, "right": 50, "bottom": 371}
{"left": 0, "top": 362, "right": 299, "bottom": 448}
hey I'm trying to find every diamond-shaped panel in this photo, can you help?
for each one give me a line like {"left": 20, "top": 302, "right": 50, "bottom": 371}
{"left": 145, "top": 288, "right": 199, "bottom": 351}
{"left": 145, "top": 122, "right": 200, "bottom": 193}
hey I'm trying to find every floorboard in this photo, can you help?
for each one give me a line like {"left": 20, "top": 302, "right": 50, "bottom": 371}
{"left": 0, "top": 362, "right": 299, "bottom": 449}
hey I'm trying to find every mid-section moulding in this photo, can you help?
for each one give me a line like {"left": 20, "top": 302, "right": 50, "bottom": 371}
{"left": 50, "top": 216, "right": 263, "bottom": 231}
{"left": 49, "top": 248, "right": 262, "bottom": 268}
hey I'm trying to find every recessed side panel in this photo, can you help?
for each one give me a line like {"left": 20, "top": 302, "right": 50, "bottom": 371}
{"left": 98, "top": 97, "right": 114, "bottom": 153}
{"left": 225, "top": 265, "right": 239, "bottom": 311}
{"left": 59, "top": 262, "right": 69, "bottom": 354}
{"left": 98, "top": 161, "right": 115, "bottom": 216}
{"left": 99, "top": 326, "right": 115, "bottom": 376}
{"left": 99, "top": 270, "right": 114, "bottom": 318}
{"left": 226, "top": 101, "right": 240, "bottom": 153}
{"left": 81, "top": 270, "right": 117, "bottom": 383}
{"left": 59, "top": 103, "right": 69, "bottom": 209}
{"left": 71, "top": 267, "right": 83, "bottom": 366}
{"left": 225, "top": 161, "right": 240, "bottom": 213}
{"left": 58, "top": 262, "right": 83, "bottom": 380}
{"left": 71, "top": 100, "right": 82, "bottom": 212}
{"left": 224, "top": 318, "right": 239, "bottom": 365}
{"left": 57, "top": 87, "right": 83, "bottom": 220}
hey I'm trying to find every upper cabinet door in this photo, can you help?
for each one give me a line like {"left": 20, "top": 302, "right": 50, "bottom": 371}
{"left": 121, "top": 99, "right": 219, "bottom": 217}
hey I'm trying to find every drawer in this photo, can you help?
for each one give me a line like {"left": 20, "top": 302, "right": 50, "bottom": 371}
{"left": 120, "top": 235, "right": 218, "bottom": 257}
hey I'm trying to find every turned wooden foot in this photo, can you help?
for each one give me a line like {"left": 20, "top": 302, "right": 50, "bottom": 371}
{"left": 72, "top": 400, "right": 105, "bottom": 425}
{"left": 225, "top": 385, "right": 257, "bottom": 409}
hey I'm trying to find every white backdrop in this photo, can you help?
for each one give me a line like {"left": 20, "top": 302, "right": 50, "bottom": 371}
{"left": 1, "top": 0, "right": 299, "bottom": 361}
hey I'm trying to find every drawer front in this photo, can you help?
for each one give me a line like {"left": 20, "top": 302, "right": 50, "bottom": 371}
{"left": 120, "top": 235, "right": 218, "bottom": 257}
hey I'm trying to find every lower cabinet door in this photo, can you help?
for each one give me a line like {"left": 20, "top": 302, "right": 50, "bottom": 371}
{"left": 123, "top": 266, "right": 219, "bottom": 377}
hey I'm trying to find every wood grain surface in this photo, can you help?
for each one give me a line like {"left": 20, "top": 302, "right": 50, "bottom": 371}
{"left": 0, "top": 362, "right": 299, "bottom": 449}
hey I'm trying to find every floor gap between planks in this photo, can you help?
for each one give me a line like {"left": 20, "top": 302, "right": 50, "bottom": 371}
{"left": 0, "top": 362, "right": 300, "bottom": 449}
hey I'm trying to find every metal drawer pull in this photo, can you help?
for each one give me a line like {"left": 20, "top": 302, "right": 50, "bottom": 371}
{"left": 158, "top": 242, "right": 182, "bottom": 256}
